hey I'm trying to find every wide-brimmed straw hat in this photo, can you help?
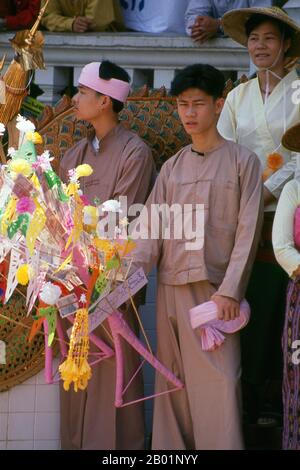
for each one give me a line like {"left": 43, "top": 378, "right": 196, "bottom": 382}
{"left": 282, "top": 123, "right": 300, "bottom": 152}
{"left": 222, "top": 6, "right": 300, "bottom": 57}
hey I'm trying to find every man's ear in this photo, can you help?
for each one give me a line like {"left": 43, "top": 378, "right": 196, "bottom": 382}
{"left": 99, "top": 95, "right": 111, "bottom": 110}
{"left": 215, "top": 97, "right": 224, "bottom": 116}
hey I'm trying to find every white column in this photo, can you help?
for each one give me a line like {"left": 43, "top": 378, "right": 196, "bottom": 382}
{"left": 35, "top": 66, "right": 70, "bottom": 105}
{"left": 153, "top": 69, "right": 175, "bottom": 90}
{"left": 125, "top": 68, "right": 134, "bottom": 83}
{"left": 73, "top": 66, "right": 82, "bottom": 87}
{"left": 132, "top": 69, "right": 153, "bottom": 88}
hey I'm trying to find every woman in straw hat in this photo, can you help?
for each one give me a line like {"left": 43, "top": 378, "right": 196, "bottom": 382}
{"left": 272, "top": 123, "right": 300, "bottom": 449}
{"left": 218, "top": 6, "right": 300, "bottom": 429}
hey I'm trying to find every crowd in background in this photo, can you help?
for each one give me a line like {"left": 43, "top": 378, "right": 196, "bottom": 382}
{"left": 0, "top": 1, "right": 289, "bottom": 43}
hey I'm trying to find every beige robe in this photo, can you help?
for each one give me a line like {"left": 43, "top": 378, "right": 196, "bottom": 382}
{"left": 59, "top": 123, "right": 155, "bottom": 450}
{"left": 131, "top": 139, "right": 264, "bottom": 449}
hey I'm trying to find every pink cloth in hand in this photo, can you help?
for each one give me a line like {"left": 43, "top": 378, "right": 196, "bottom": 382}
{"left": 294, "top": 205, "right": 300, "bottom": 250}
{"left": 189, "top": 299, "right": 250, "bottom": 351}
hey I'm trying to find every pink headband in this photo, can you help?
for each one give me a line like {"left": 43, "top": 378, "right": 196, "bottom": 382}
{"left": 78, "top": 62, "right": 130, "bottom": 103}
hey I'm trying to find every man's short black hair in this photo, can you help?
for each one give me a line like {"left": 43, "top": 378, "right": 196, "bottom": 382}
{"left": 170, "top": 64, "right": 225, "bottom": 100}
{"left": 98, "top": 60, "right": 130, "bottom": 113}
{"left": 245, "top": 13, "right": 294, "bottom": 43}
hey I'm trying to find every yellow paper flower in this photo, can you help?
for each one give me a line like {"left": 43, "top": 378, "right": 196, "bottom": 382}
{"left": 66, "top": 182, "right": 80, "bottom": 196}
{"left": 59, "top": 308, "right": 91, "bottom": 392}
{"left": 16, "top": 264, "right": 32, "bottom": 285}
{"left": 26, "top": 131, "right": 43, "bottom": 144}
{"left": 83, "top": 205, "right": 98, "bottom": 226}
{"left": 30, "top": 173, "right": 41, "bottom": 190}
{"left": 9, "top": 158, "right": 32, "bottom": 177}
{"left": 75, "top": 164, "right": 93, "bottom": 179}
{"left": 94, "top": 238, "right": 115, "bottom": 262}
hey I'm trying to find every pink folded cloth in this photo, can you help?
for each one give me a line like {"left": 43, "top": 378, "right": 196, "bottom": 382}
{"left": 294, "top": 205, "right": 300, "bottom": 250}
{"left": 189, "top": 299, "right": 250, "bottom": 351}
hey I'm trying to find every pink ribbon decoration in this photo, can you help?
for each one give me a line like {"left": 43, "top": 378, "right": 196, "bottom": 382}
{"left": 189, "top": 299, "right": 250, "bottom": 352}
{"left": 107, "top": 310, "right": 184, "bottom": 407}
{"left": 43, "top": 310, "right": 184, "bottom": 404}
{"left": 43, "top": 267, "right": 184, "bottom": 404}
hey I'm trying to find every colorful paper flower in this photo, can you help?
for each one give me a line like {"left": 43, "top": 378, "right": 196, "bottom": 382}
{"left": 25, "top": 131, "right": 43, "bottom": 144}
{"left": 75, "top": 164, "right": 93, "bottom": 179}
{"left": 32, "top": 150, "right": 54, "bottom": 171}
{"left": 262, "top": 152, "right": 284, "bottom": 181}
{"left": 7, "top": 147, "right": 17, "bottom": 158}
{"left": 16, "top": 197, "right": 36, "bottom": 214}
{"left": 9, "top": 158, "right": 32, "bottom": 177}
{"left": 102, "top": 200, "right": 122, "bottom": 213}
{"left": 39, "top": 282, "right": 62, "bottom": 305}
{"left": 16, "top": 264, "right": 32, "bottom": 286}
{"left": 266, "top": 152, "right": 284, "bottom": 171}
{"left": 80, "top": 194, "right": 90, "bottom": 206}
{"left": 83, "top": 205, "right": 98, "bottom": 226}
{"left": 16, "top": 114, "right": 35, "bottom": 133}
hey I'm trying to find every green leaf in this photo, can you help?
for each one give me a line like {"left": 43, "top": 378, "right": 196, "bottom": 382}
{"left": 106, "top": 256, "right": 120, "bottom": 271}
{"left": 94, "top": 273, "right": 108, "bottom": 294}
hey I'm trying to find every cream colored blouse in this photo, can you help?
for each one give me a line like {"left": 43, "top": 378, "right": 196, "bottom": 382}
{"left": 272, "top": 179, "right": 300, "bottom": 278}
{"left": 218, "top": 69, "right": 300, "bottom": 211}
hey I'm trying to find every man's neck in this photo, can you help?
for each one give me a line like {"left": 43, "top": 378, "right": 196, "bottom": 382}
{"left": 191, "top": 129, "right": 224, "bottom": 154}
{"left": 92, "top": 115, "right": 119, "bottom": 140}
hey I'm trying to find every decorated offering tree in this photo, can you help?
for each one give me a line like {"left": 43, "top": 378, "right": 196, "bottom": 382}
{"left": 0, "top": 116, "right": 184, "bottom": 404}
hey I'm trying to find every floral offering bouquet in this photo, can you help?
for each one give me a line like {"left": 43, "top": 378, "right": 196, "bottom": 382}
{"left": 0, "top": 116, "right": 184, "bottom": 405}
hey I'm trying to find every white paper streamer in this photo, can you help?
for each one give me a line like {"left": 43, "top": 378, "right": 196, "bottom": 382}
{"left": 4, "top": 245, "right": 24, "bottom": 304}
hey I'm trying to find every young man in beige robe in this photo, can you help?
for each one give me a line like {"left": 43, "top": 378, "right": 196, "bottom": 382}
{"left": 130, "top": 64, "right": 264, "bottom": 449}
{"left": 59, "top": 60, "right": 155, "bottom": 450}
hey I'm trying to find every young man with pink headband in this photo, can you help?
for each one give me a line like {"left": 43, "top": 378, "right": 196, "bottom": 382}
{"left": 59, "top": 60, "right": 155, "bottom": 450}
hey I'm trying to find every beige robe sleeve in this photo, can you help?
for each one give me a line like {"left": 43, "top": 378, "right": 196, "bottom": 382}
{"left": 215, "top": 151, "right": 264, "bottom": 302}
{"left": 272, "top": 180, "right": 300, "bottom": 278}
{"left": 113, "top": 140, "right": 155, "bottom": 208}
{"left": 130, "top": 162, "right": 169, "bottom": 277}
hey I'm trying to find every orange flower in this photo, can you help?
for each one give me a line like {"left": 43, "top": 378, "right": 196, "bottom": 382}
{"left": 266, "top": 152, "right": 284, "bottom": 171}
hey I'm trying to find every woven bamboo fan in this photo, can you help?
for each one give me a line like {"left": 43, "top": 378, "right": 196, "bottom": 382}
{"left": 0, "top": 290, "right": 46, "bottom": 392}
